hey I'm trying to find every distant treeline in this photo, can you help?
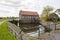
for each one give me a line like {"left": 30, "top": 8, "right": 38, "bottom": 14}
{"left": 0, "top": 17, "right": 19, "bottom": 19}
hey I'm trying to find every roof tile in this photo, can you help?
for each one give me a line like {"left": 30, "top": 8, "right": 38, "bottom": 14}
{"left": 20, "top": 10, "right": 39, "bottom": 16}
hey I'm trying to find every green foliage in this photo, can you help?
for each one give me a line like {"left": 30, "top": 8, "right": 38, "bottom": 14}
{"left": 41, "top": 5, "right": 53, "bottom": 22}
{"left": 45, "top": 27, "right": 52, "bottom": 32}
{"left": 41, "top": 6, "right": 59, "bottom": 22}
{"left": 47, "top": 13, "right": 59, "bottom": 22}
{"left": 43, "top": 6, "right": 53, "bottom": 13}
{"left": 56, "top": 9, "right": 60, "bottom": 14}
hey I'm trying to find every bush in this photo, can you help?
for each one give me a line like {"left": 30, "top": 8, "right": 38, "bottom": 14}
{"left": 45, "top": 27, "right": 52, "bottom": 32}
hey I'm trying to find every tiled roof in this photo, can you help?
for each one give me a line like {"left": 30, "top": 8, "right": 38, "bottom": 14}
{"left": 20, "top": 10, "right": 39, "bottom": 16}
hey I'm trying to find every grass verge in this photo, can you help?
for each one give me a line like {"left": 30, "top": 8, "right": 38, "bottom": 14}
{"left": 0, "top": 20, "right": 17, "bottom": 40}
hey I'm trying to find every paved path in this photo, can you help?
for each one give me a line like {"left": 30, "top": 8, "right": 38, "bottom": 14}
{"left": 42, "top": 31, "right": 60, "bottom": 40}
{"left": 52, "top": 31, "right": 60, "bottom": 40}
{"left": 0, "top": 20, "right": 6, "bottom": 25}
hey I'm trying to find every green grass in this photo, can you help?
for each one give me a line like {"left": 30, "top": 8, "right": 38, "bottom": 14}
{"left": 56, "top": 21, "right": 60, "bottom": 24}
{"left": 0, "top": 20, "right": 17, "bottom": 40}
{"left": 0, "top": 19, "right": 3, "bottom": 21}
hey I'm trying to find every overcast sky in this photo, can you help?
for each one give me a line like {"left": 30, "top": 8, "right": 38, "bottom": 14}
{"left": 0, "top": 0, "right": 60, "bottom": 17}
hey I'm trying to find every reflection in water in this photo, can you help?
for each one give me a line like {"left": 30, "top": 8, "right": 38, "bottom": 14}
{"left": 26, "top": 25, "right": 45, "bottom": 37}
{"left": 19, "top": 23, "right": 39, "bottom": 32}
{"left": 19, "top": 23, "right": 45, "bottom": 37}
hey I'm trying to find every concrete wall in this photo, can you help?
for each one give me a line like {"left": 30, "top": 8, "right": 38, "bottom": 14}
{"left": 41, "top": 22, "right": 60, "bottom": 30}
{"left": 8, "top": 22, "right": 22, "bottom": 40}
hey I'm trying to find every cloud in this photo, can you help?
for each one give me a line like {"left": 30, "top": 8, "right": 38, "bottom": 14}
{"left": 0, "top": 0, "right": 60, "bottom": 17}
{"left": 20, "top": 0, "right": 37, "bottom": 10}
{"left": 0, "top": 0, "right": 19, "bottom": 17}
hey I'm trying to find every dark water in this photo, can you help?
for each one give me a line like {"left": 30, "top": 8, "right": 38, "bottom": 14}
{"left": 9, "top": 20, "right": 40, "bottom": 33}
{"left": 19, "top": 23, "right": 39, "bottom": 33}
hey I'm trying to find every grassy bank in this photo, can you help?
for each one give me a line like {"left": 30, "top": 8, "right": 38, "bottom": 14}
{"left": 0, "top": 20, "right": 17, "bottom": 40}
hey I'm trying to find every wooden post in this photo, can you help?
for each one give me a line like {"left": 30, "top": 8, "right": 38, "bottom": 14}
{"left": 19, "top": 30, "right": 23, "bottom": 40}
{"left": 55, "top": 23, "right": 56, "bottom": 30}
{"left": 38, "top": 25, "right": 40, "bottom": 40}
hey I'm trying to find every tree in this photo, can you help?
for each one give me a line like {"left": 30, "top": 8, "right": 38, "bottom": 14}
{"left": 55, "top": 9, "right": 60, "bottom": 14}
{"left": 47, "top": 13, "right": 59, "bottom": 22}
{"left": 54, "top": 9, "right": 60, "bottom": 21}
{"left": 41, "top": 6, "right": 53, "bottom": 22}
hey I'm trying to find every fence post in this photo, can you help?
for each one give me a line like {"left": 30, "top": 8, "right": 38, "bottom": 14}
{"left": 38, "top": 25, "right": 41, "bottom": 40}
{"left": 55, "top": 23, "right": 56, "bottom": 30}
{"left": 19, "top": 30, "right": 23, "bottom": 40}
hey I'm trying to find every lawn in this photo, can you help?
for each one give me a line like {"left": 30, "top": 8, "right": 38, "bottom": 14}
{"left": 0, "top": 20, "right": 17, "bottom": 40}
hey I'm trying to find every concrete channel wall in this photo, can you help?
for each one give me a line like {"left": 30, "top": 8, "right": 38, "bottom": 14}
{"left": 8, "top": 22, "right": 22, "bottom": 40}
{"left": 8, "top": 22, "right": 41, "bottom": 40}
{"left": 8, "top": 21, "right": 45, "bottom": 40}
